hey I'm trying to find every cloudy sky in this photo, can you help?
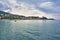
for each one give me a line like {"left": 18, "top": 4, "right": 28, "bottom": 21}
{"left": 0, "top": 0, "right": 60, "bottom": 19}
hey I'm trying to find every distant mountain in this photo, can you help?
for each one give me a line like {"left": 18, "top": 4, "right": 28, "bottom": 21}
{"left": 0, "top": 11, "right": 25, "bottom": 16}
{"left": 0, "top": 11, "right": 9, "bottom": 14}
{"left": 0, "top": 11, "right": 54, "bottom": 20}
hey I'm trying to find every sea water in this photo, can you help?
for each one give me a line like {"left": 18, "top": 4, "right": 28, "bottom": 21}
{"left": 0, "top": 20, "right": 60, "bottom": 40}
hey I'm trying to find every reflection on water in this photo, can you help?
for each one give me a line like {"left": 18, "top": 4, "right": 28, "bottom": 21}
{"left": 0, "top": 20, "right": 60, "bottom": 40}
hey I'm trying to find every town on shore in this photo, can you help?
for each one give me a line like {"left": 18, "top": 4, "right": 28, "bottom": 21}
{"left": 0, "top": 11, "right": 54, "bottom": 20}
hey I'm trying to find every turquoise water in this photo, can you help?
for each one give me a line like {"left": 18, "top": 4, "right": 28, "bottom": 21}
{"left": 0, "top": 20, "right": 60, "bottom": 40}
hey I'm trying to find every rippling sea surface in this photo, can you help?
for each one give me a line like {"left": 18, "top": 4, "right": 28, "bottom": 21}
{"left": 0, "top": 20, "right": 60, "bottom": 40}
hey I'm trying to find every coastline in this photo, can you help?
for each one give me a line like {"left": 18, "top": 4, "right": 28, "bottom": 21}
{"left": 0, "top": 11, "right": 55, "bottom": 20}
{"left": 0, "top": 18, "right": 55, "bottom": 20}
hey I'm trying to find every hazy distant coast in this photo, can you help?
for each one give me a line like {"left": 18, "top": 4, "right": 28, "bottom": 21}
{"left": 0, "top": 11, "right": 54, "bottom": 20}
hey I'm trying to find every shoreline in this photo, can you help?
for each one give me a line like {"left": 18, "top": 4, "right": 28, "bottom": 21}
{"left": 0, "top": 19, "right": 55, "bottom": 20}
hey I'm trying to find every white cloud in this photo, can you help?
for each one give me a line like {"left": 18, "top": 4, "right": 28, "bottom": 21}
{"left": 39, "top": 1, "right": 60, "bottom": 13}
{"left": 7, "top": 0, "right": 16, "bottom": 4}
{"left": 10, "top": 2, "right": 53, "bottom": 18}
{"left": 0, "top": 0, "right": 53, "bottom": 18}
{"left": 40, "top": 2, "right": 54, "bottom": 9}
